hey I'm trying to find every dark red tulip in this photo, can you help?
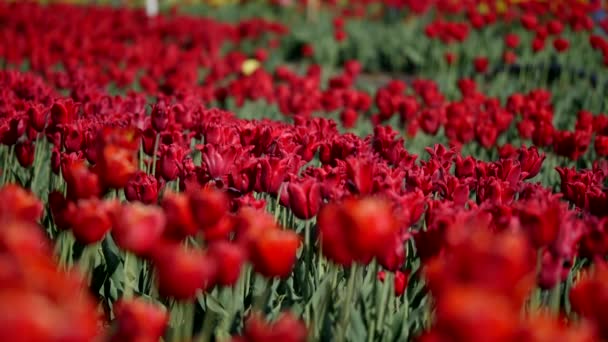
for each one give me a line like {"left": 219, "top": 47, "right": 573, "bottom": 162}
{"left": 27, "top": 104, "right": 47, "bottom": 132}
{"left": 15, "top": 140, "right": 35, "bottom": 168}
{"left": 595, "top": 135, "right": 608, "bottom": 157}
{"left": 124, "top": 171, "right": 159, "bottom": 204}
{"left": 158, "top": 143, "right": 187, "bottom": 182}
{"left": 281, "top": 178, "right": 322, "bottom": 220}
{"left": 473, "top": 57, "right": 489, "bottom": 73}
{"left": 553, "top": 37, "right": 570, "bottom": 52}
{"left": 161, "top": 191, "right": 198, "bottom": 240}
{"left": 151, "top": 101, "right": 172, "bottom": 132}
{"left": 189, "top": 187, "right": 229, "bottom": 230}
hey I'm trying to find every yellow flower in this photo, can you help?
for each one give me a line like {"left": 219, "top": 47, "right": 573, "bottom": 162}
{"left": 477, "top": 2, "right": 489, "bottom": 15}
{"left": 496, "top": 0, "right": 507, "bottom": 13}
{"left": 242, "top": 59, "right": 261, "bottom": 76}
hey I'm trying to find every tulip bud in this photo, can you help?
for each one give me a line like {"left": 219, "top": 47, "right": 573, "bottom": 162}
{"left": 15, "top": 140, "right": 35, "bottom": 168}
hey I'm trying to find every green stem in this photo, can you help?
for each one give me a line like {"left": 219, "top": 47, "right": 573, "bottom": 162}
{"left": 253, "top": 275, "right": 270, "bottom": 312}
{"left": 375, "top": 271, "right": 392, "bottom": 336}
{"left": 549, "top": 282, "right": 561, "bottom": 316}
{"left": 197, "top": 300, "right": 215, "bottom": 342}
{"left": 123, "top": 251, "right": 135, "bottom": 299}
{"left": 336, "top": 264, "right": 360, "bottom": 342}
{"left": 182, "top": 300, "right": 195, "bottom": 341}
{"left": 151, "top": 133, "right": 160, "bottom": 176}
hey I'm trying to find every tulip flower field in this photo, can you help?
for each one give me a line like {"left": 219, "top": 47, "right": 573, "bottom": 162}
{"left": 4, "top": 0, "right": 608, "bottom": 341}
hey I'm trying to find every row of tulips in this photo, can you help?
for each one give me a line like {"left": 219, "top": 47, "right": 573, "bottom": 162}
{"left": 2, "top": 63, "right": 608, "bottom": 339}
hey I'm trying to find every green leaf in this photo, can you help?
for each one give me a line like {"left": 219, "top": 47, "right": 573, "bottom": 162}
{"left": 205, "top": 295, "right": 228, "bottom": 317}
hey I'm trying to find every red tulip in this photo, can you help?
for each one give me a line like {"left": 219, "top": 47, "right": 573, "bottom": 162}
{"left": 62, "top": 158, "right": 102, "bottom": 201}
{"left": 48, "top": 191, "right": 72, "bottom": 231}
{"left": 340, "top": 108, "right": 358, "bottom": 128}
{"left": 241, "top": 312, "right": 307, "bottom": 342}
{"left": 547, "top": 19, "right": 564, "bottom": 35}
{"left": 208, "top": 241, "right": 247, "bottom": 286}
{"left": 378, "top": 270, "right": 409, "bottom": 296}
{"left": 346, "top": 156, "right": 374, "bottom": 195}
{"left": 250, "top": 227, "right": 300, "bottom": 278}
{"left": 27, "top": 104, "right": 47, "bottom": 132}
{"left": 301, "top": 43, "right": 314, "bottom": 57}
{"left": 473, "top": 57, "right": 489, "bottom": 73}
{"left": 503, "top": 50, "right": 517, "bottom": 65}
{"left": 188, "top": 186, "right": 229, "bottom": 230}
{"left": 151, "top": 101, "right": 172, "bottom": 132}
{"left": 50, "top": 99, "right": 78, "bottom": 127}
{"left": 158, "top": 143, "right": 187, "bottom": 181}
{"left": 334, "top": 30, "right": 346, "bottom": 42}
{"left": 532, "top": 37, "right": 545, "bottom": 52}
{"left": 318, "top": 197, "right": 400, "bottom": 266}
{"left": 69, "top": 198, "right": 114, "bottom": 245}
{"left": 282, "top": 178, "right": 322, "bottom": 220}
{"left": 504, "top": 33, "right": 520, "bottom": 49}
{"left": 110, "top": 299, "right": 168, "bottom": 342}
{"left": 0, "top": 184, "right": 43, "bottom": 223}
{"left": 553, "top": 37, "right": 570, "bottom": 52}
{"left": 152, "top": 243, "right": 217, "bottom": 299}
{"left": 98, "top": 143, "right": 138, "bottom": 189}
{"left": 124, "top": 171, "right": 159, "bottom": 204}
{"left": 161, "top": 191, "right": 198, "bottom": 240}
{"left": 15, "top": 140, "right": 35, "bottom": 168}
{"left": 521, "top": 13, "right": 538, "bottom": 30}
{"left": 111, "top": 203, "right": 166, "bottom": 256}
{"left": 595, "top": 135, "right": 608, "bottom": 157}
{"left": 444, "top": 52, "right": 456, "bottom": 65}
